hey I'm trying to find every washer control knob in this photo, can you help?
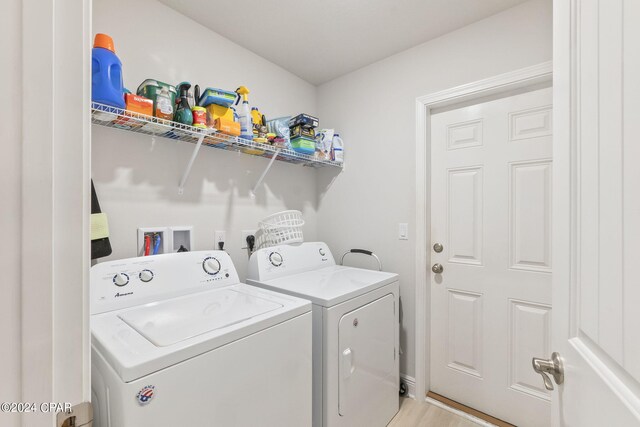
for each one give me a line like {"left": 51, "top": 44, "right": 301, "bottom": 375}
{"left": 269, "top": 252, "right": 283, "bottom": 267}
{"left": 139, "top": 269, "right": 154, "bottom": 283}
{"left": 113, "top": 273, "right": 129, "bottom": 287}
{"left": 203, "top": 257, "right": 221, "bottom": 275}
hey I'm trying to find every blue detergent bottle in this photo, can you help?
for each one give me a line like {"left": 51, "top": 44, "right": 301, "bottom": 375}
{"left": 92, "top": 33, "right": 125, "bottom": 108}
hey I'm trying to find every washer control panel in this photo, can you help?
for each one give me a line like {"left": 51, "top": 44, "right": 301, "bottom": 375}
{"left": 91, "top": 251, "right": 240, "bottom": 315}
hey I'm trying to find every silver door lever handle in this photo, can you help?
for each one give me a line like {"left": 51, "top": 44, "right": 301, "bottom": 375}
{"left": 532, "top": 352, "right": 564, "bottom": 390}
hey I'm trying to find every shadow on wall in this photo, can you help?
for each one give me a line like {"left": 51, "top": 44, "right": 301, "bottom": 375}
{"left": 91, "top": 126, "right": 318, "bottom": 217}
{"left": 316, "top": 164, "right": 341, "bottom": 208}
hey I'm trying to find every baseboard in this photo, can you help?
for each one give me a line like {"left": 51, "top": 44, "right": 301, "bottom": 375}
{"left": 399, "top": 375, "right": 499, "bottom": 426}
{"left": 425, "top": 396, "right": 497, "bottom": 427}
{"left": 400, "top": 374, "right": 416, "bottom": 399}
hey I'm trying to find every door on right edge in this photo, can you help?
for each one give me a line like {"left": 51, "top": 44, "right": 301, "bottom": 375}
{"left": 430, "top": 86, "right": 553, "bottom": 426}
{"left": 553, "top": 0, "right": 640, "bottom": 425}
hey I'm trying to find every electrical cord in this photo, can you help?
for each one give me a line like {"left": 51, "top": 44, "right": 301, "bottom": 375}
{"left": 246, "top": 235, "right": 255, "bottom": 253}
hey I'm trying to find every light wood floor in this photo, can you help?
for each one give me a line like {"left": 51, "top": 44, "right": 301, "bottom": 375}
{"left": 388, "top": 397, "right": 483, "bottom": 427}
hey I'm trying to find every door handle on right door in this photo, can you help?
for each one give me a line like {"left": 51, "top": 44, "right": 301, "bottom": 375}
{"left": 432, "top": 263, "right": 443, "bottom": 274}
{"left": 532, "top": 352, "right": 564, "bottom": 390}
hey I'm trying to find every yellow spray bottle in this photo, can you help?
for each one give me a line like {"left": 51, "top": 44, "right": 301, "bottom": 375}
{"left": 236, "top": 86, "right": 250, "bottom": 102}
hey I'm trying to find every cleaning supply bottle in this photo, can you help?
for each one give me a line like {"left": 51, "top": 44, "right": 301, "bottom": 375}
{"left": 174, "top": 83, "right": 194, "bottom": 126}
{"left": 235, "top": 86, "right": 253, "bottom": 140}
{"left": 155, "top": 87, "right": 174, "bottom": 120}
{"left": 92, "top": 33, "right": 125, "bottom": 108}
{"left": 331, "top": 134, "right": 344, "bottom": 163}
{"left": 176, "top": 82, "right": 194, "bottom": 109}
{"left": 251, "top": 107, "right": 265, "bottom": 127}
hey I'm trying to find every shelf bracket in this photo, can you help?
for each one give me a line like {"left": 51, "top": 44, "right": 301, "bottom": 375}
{"left": 251, "top": 149, "right": 281, "bottom": 197}
{"left": 178, "top": 133, "right": 206, "bottom": 195}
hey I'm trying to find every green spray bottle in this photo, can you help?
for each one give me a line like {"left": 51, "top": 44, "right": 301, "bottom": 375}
{"left": 174, "top": 83, "right": 194, "bottom": 126}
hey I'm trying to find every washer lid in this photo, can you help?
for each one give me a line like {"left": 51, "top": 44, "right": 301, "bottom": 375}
{"left": 246, "top": 266, "right": 398, "bottom": 307}
{"left": 91, "top": 283, "right": 311, "bottom": 382}
{"left": 118, "top": 289, "right": 283, "bottom": 347}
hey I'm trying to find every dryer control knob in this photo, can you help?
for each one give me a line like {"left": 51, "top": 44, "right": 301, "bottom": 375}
{"left": 113, "top": 273, "right": 129, "bottom": 287}
{"left": 269, "top": 252, "right": 283, "bottom": 267}
{"left": 139, "top": 269, "right": 154, "bottom": 283}
{"left": 203, "top": 257, "right": 221, "bottom": 275}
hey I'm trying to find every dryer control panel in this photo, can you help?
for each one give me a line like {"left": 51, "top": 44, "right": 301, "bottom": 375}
{"left": 90, "top": 251, "right": 240, "bottom": 315}
{"left": 247, "top": 242, "right": 335, "bottom": 282}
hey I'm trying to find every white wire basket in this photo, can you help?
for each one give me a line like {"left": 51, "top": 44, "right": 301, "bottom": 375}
{"left": 256, "top": 210, "right": 305, "bottom": 249}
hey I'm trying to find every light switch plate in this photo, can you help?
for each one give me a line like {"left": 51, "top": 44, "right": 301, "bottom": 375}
{"left": 398, "top": 223, "right": 409, "bottom": 240}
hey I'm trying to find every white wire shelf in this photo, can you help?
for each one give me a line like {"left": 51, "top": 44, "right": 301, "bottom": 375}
{"left": 91, "top": 102, "right": 342, "bottom": 168}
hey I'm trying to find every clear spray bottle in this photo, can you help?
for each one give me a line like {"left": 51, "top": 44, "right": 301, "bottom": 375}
{"left": 234, "top": 86, "right": 253, "bottom": 141}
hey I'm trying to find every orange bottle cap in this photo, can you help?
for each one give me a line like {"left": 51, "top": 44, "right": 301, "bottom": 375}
{"left": 94, "top": 33, "right": 115, "bottom": 53}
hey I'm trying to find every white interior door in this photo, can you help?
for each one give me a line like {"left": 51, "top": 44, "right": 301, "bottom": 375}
{"left": 552, "top": 0, "right": 640, "bottom": 425}
{"left": 430, "top": 87, "right": 553, "bottom": 426}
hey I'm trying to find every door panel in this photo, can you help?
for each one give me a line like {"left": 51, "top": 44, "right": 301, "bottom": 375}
{"left": 509, "top": 160, "right": 552, "bottom": 272}
{"left": 447, "top": 290, "right": 483, "bottom": 377}
{"left": 448, "top": 167, "right": 483, "bottom": 265}
{"left": 447, "top": 119, "right": 483, "bottom": 150}
{"left": 509, "top": 106, "right": 552, "bottom": 141}
{"left": 509, "top": 300, "right": 551, "bottom": 400}
{"left": 431, "top": 87, "right": 552, "bottom": 427}
{"left": 553, "top": 0, "right": 640, "bottom": 424}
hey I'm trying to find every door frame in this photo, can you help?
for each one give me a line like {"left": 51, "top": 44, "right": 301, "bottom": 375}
{"left": 21, "top": 0, "right": 92, "bottom": 422}
{"left": 413, "top": 61, "right": 553, "bottom": 401}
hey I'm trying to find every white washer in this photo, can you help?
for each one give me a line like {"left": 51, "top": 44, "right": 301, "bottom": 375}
{"left": 91, "top": 250, "right": 312, "bottom": 427}
{"left": 247, "top": 242, "right": 399, "bottom": 427}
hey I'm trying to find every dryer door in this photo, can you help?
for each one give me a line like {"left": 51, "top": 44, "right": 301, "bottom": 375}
{"left": 338, "top": 293, "right": 396, "bottom": 424}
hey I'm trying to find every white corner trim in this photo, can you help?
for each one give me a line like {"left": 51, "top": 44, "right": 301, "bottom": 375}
{"left": 425, "top": 397, "right": 497, "bottom": 427}
{"left": 400, "top": 374, "right": 416, "bottom": 399}
{"left": 413, "top": 96, "right": 429, "bottom": 401}
{"left": 413, "top": 61, "right": 553, "bottom": 402}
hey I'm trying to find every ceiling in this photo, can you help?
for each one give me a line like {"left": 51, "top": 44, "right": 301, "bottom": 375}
{"left": 159, "top": 0, "right": 529, "bottom": 85}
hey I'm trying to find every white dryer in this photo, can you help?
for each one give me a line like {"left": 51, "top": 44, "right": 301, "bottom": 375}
{"left": 91, "top": 250, "right": 312, "bottom": 427}
{"left": 247, "top": 242, "right": 399, "bottom": 427}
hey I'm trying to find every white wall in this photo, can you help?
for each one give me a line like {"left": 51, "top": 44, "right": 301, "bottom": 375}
{"left": 0, "top": 0, "right": 21, "bottom": 425}
{"left": 316, "top": 0, "right": 552, "bottom": 378}
{"left": 92, "top": 0, "right": 319, "bottom": 278}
